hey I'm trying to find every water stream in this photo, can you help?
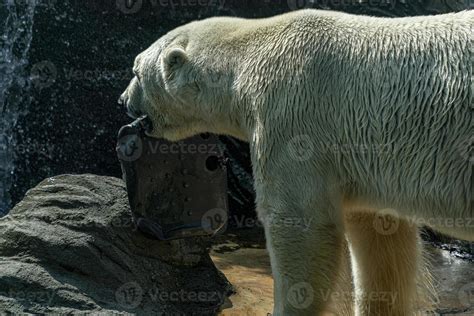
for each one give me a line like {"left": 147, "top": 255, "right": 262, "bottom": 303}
{"left": 0, "top": 0, "right": 37, "bottom": 215}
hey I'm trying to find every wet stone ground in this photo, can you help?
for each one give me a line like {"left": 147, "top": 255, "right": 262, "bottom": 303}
{"left": 211, "top": 228, "right": 474, "bottom": 316}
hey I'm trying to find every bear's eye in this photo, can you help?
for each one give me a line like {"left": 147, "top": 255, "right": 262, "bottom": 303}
{"left": 133, "top": 67, "right": 141, "bottom": 83}
{"left": 134, "top": 71, "right": 141, "bottom": 82}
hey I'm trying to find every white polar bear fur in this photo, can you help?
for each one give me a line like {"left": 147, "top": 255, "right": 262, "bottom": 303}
{"left": 121, "top": 9, "right": 473, "bottom": 315}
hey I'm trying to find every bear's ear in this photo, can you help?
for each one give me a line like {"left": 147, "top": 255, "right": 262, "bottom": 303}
{"left": 163, "top": 47, "right": 188, "bottom": 74}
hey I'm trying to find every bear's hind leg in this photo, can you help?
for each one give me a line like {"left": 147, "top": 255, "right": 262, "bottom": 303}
{"left": 262, "top": 204, "right": 345, "bottom": 316}
{"left": 344, "top": 211, "right": 424, "bottom": 316}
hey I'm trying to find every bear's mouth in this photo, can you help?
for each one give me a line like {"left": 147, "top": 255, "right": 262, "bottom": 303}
{"left": 137, "top": 115, "right": 154, "bottom": 134}
{"left": 123, "top": 103, "right": 153, "bottom": 134}
{"left": 126, "top": 103, "right": 143, "bottom": 120}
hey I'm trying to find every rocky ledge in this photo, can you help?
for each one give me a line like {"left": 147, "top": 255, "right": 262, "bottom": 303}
{"left": 0, "top": 174, "right": 232, "bottom": 315}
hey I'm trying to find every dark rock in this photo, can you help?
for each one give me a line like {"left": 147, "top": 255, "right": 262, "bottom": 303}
{"left": 0, "top": 174, "right": 232, "bottom": 314}
{"left": 423, "top": 228, "right": 474, "bottom": 262}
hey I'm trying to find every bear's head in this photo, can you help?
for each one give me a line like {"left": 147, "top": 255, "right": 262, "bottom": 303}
{"left": 119, "top": 19, "right": 246, "bottom": 141}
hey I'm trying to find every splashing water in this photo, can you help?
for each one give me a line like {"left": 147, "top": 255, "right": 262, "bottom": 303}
{"left": 0, "top": 0, "right": 37, "bottom": 216}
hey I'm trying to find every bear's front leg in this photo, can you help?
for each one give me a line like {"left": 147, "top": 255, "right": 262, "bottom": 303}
{"left": 258, "top": 194, "right": 345, "bottom": 316}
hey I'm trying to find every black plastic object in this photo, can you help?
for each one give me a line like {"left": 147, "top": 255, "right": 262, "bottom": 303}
{"left": 116, "top": 116, "right": 229, "bottom": 240}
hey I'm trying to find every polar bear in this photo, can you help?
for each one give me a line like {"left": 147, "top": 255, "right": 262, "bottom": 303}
{"left": 119, "top": 9, "right": 473, "bottom": 315}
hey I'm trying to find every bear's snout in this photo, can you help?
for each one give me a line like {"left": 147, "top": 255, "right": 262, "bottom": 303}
{"left": 119, "top": 91, "right": 140, "bottom": 119}
{"left": 119, "top": 77, "right": 146, "bottom": 119}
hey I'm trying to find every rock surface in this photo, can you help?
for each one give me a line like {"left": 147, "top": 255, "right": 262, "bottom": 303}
{"left": 0, "top": 174, "right": 232, "bottom": 315}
